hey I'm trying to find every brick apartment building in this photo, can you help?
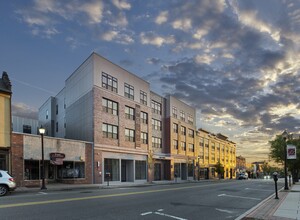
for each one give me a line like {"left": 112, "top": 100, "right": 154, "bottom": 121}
{"left": 37, "top": 52, "right": 204, "bottom": 184}
{"left": 6, "top": 52, "right": 235, "bottom": 186}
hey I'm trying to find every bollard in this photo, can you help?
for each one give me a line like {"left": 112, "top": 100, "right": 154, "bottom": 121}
{"left": 273, "top": 172, "right": 279, "bottom": 199}
{"left": 289, "top": 175, "right": 292, "bottom": 187}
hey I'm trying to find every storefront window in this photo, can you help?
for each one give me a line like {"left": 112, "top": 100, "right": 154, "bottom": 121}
{"left": 104, "top": 158, "right": 120, "bottom": 181}
{"left": 24, "top": 160, "right": 39, "bottom": 180}
{"left": 211, "top": 168, "right": 215, "bottom": 178}
{"left": 135, "top": 160, "right": 146, "bottom": 180}
{"left": 57, "top": 161, "right": 85, "bottom": 179}
{"left": 174, "top": 163, "right": 181, "bottom": 177}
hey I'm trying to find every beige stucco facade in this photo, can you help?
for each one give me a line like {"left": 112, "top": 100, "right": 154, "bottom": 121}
{"left": 0, "top": 93, "right": 11, "bottom": 148}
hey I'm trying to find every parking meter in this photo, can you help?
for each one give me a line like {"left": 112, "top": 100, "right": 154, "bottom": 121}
{"left": 273, "top": 172, "right": 278, "bottom": 182}
{"left": 105, "top": 172, "right": 111, "bottom": 186}
{"left": 273, "top": 172, "right": 279, "bottom": 199}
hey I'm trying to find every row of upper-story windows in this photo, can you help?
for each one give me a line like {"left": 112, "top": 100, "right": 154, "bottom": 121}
{"left": 172, "top": 106, "right": 194, "bottom": 124}
{"left": 174, "top": 141, "right": 194, "bottom": 152}
{"left": 199, "top": 138, "right": 236, "bottom": 155}
{"left": 102, "top": 98, "right": 162, "bottom": 130}
{"left": 102, "top": 122, "right": 161, "bottom": 148}
{"left": 101, "top": 72, "right": 149, "bottom": 106}
{"left": 172, "top": 123, "right": 194, "bottom": 138}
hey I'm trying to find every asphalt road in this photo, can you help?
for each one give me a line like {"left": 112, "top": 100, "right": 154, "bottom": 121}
{"left": 0, "top": 179, "right": 284, "bottom": 220}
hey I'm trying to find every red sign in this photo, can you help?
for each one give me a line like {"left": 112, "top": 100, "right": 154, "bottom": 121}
{"left": 50, "top": 153, "right": 65, "bottom": 165}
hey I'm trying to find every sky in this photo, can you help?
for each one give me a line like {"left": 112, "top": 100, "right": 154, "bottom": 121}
{"left": 1, "top": 0, "right": 300, "bottom": 164}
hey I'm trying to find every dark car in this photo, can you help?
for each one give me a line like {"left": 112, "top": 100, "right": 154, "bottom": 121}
{"left": 0, "top": 170, "right": 17, "bottom": 196}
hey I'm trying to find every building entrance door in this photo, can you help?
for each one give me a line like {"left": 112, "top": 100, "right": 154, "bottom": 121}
{"left": 181, "top": 163, "right": 187, "bottom": 180}
{"left": 154, "top": 163, "right": 161, "bottom": 180}
{"left": 121, "top": 160, "right": 134, "bottom": 182}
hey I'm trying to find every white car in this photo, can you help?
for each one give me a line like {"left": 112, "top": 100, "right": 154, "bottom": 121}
{"left": 238, "top": 172, "right": 248, "bottom": 180}
{"left": 0, "top": 170, "right": 16, "bottom": 196}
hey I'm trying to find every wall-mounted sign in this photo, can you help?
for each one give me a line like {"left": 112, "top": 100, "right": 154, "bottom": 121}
{"left": 287, "top": 145, "right": 296, "bottom": 160}
{"left": 50, "top": 152, "right": 65, "bottom": 165}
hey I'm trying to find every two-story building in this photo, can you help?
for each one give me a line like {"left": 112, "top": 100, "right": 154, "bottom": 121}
{"left": 0, "top": 72, "right": 12, "bottom": 171}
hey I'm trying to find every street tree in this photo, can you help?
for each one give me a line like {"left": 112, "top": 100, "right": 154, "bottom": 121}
{"left": 269, "top": 134, "right": 300, "bottom": 182}
{"left": 215, "top": 160, "right": 224, "bottom": 179}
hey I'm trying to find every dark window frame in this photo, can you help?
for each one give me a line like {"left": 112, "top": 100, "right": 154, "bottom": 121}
{"left": 125, "top": 128, "right": 135, "bottom": 142}
{"left": 140, "top": 90, "right": 147, "bottom": 105}
{"left": 102, "top": 72, "right": 118, "bottom": 93}
{"left": 102, "top": 123, "right": 118, "bottom": 139}
{"left": 124, "top": 83, "right": 134, "bottom": 100}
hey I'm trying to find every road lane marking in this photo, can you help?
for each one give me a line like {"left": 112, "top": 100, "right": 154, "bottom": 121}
{"left": 154, "top": 212, "right": 187, "bottom": 220}
{"left": 0, "top": 183, "right": 229, "bottom": 209}
{"left": 141, "top": 210, "right": 187, "bottom": 220}
{"left": 141, "top": 212, "right": 152, "bottom": 216}
{"left": 218, "top": 194, "right": 261, "bottom": 200}
{"left": 216, "top": 208, "right": 233, "bottom": 214}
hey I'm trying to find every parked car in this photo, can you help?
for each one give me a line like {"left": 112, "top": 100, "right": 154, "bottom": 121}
{"left": 238, "top": 172, "right": 248, "bottom": 180}
{"left": 0, "top": 170, "right": 16, "bottom": 196}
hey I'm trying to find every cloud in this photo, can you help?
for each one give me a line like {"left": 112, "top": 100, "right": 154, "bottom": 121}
{"left": 140, "top": 32, "right": 175, "bottom": 47}
{"left": 101, "top": 30, "right": 133, "bottom": 44}
{"left": 172, "top": 18, "right": 192, "bottom": 31}
{"left": 112, "top": 0, "right": 131, "bottom": 10}
{"left": 147, "top": 58, "right": 161, "bottom": 65}
{"left": 155, "top": 11, "right": 168, "bottom": 25}
{"left": 80, "top": 1, "right": 104, "bottom": 24}
{"left": 12, "top": 103, "right": 38, "bottom": 119}
{"left": 65, "top": 37, "right": 86, "bottom": 49}
{"left": 102, "top": 30, "right": 118, "bottom": 41}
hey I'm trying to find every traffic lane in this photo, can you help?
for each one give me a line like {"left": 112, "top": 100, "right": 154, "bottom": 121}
{"left": 0, "top": 183, "right": 243, "bottom": 220}
{"left": 0, "top": 181, "right": 233, "bottom": 205}
{"left": 0, "top": 181, "right": 277, "bottom": 220}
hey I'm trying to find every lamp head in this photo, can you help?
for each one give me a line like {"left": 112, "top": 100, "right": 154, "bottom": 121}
{"left": 39, "top": 125, "right": 46, "bottom": 135}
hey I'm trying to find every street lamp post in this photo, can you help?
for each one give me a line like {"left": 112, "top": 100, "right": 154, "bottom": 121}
{"left": 282, "top": 130, "right": 289, "bottom": 190}
{"left": 39, "top": 126, "right": 47, "bottom": 190}
{"left": 197, "top": 156, "right": 200, "bottom": 181}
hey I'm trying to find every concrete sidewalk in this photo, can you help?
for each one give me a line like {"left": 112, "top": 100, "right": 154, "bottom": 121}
{"left": 13, "top": 180, "right": 196, "bottom": 193}
{"left": 240, "top": 183, "right": 300, "bottom": 220}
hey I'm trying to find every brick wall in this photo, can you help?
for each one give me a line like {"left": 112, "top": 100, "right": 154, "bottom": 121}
{"left": 11, "top": 133, "right": 24, "bottom": 186}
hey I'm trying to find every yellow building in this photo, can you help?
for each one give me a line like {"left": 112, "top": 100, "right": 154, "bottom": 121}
{"left": 0, "top": 72, "right": 12, "bottom": 171}
{"left": 197, "top": 128, "right": 236, "bottom": 179}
